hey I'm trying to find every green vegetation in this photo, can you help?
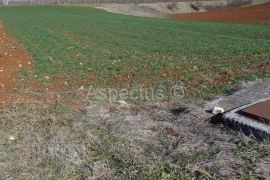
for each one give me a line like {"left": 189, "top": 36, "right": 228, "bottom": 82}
{"left": 0, "top": 6, "right": 269, "bottom": 97}
{"left": 0, "top": 6, "right": 269, "bottom": 179}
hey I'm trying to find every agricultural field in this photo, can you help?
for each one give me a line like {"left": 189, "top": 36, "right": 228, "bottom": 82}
{"left": 0, "top": 5, "right": 270, "bottom": 179}
{"left": 0, "top": 6, "right": 269, "bottom": 97}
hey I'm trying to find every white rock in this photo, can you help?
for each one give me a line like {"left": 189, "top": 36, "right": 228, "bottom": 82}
{"left": 117, "top": 100, "right": 128, "bottom": 108}
{"left": 9, "top": 136, "right": 15, "bottom": 141}
{"left": 212, "top": 107, "right": 225, "bottom": 114}
{"left": 78, "top": 86, "right": 84, "bottom": 91}
{"left": 102, "top": 113, "right": 111, "bottom": 120}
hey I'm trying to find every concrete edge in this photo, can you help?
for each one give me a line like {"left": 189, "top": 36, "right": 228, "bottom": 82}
{"left": 216, "top": 98, "right": 270, "bottom": 140}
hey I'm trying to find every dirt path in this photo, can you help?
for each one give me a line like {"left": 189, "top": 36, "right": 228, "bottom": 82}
{"left": 0, "top": 21, "right": 33, "bottom": 103}
{"left": 170, "top": 3, "right": 270, "bottom": 23}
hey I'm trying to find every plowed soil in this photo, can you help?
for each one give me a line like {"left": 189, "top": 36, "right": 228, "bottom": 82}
{"left": 0, "top": 21, "right": 33, "bottom": 104}
{"left": 170, "top": 3, "right": 270, "bottom": 23}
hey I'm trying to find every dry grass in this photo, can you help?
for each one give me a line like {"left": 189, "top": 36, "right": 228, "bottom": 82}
{"left": 0, "top": 99, "right": 269, "bottom": 179}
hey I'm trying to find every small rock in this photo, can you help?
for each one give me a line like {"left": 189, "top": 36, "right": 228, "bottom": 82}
{"left": 117, "top": 100, "right": 128, "bottom": 108}
{"left": 9, "top": 136, "right": 16, "bottom": 141}
{"left": 102, "top": 113, "right": 111, "bottom": 120}
{"left": 212, "top": 107, "right": 225, "bottom": 114}
{"left": 78, "top": 86, "right": 84, "bottom": 91}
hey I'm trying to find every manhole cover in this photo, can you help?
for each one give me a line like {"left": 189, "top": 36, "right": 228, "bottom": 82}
{"left": 239, "top": 100, "right": 270, "bottom": 125}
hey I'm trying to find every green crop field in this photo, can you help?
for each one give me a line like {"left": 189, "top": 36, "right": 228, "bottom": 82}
{"left": 1, "top": 6, "right": 270, "bottom": 179}
{"left": 0, "top": 6, "right": 269, "bottom": 97}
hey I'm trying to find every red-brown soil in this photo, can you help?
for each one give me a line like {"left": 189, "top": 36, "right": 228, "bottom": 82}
{"left": 170, "top": 3, "right": 270, "bottom": 23}
{"left": 0, "top": 22, "right": 32, "bottom": 89}
{"left": 0, "top": 22, "right": 91, "bottom": 107}
{"left": 0, "top": 21, "right": 34, "bottom": 104}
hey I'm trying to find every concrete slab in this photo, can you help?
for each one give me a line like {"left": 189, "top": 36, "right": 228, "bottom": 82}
{"left": 220, "top": 99, "right": 270, "bottom": 140}
{"left": 207, "top": 78, "right": 270, "bottom": 139}
{"left": 206, "top": 78, "right": 270, "bottom": 111}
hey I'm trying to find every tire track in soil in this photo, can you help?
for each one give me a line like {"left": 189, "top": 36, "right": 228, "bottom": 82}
{"left": 0, "top": 21, "right": 33, "bottom": 104}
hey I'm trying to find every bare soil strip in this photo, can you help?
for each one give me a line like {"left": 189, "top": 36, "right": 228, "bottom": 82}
{"left": 170, "top": 3, "right": 270, "bottom": 23}
{"left": 0, "top": 21, "right": 33, "bottom": 103}
{"left": 0, "top": 22, "right": 88, "bottom": 107}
